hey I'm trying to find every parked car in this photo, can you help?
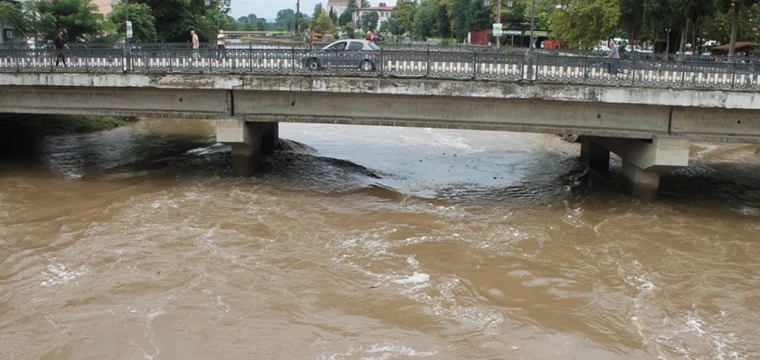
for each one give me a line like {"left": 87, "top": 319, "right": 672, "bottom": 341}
{"left": 301, "top": 40, "right": 381, "bottom": 72}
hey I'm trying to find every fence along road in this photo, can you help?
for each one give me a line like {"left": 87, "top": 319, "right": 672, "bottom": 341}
{"left": 0, "top": 44, "right": 759, "bottom": 89}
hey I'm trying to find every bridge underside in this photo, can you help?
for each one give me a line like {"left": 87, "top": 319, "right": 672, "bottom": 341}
{"left": 2, "top": 85, "right": 760, "bottom": 144}
{"left": 0, "top": 85, "right": 757, "bottom": 200}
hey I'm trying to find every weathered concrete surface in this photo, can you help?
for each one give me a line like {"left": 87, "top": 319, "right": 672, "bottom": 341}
{"left": 592, "top": 136, "right": 691, "bottom": 171}
{"left": 0, "top": 86, "right": 231, "bottom": 118}
{"left": 2, "top": 73, "right": 760, "bottom": 143}
{"left": 234, "top": 91, "right": 673, "bottom": 139}
{"left": 3, "top": 73, "right": 760, "bottom": 110}
{"left": 588, "top": 136, "right": 691, "bottom": 201}
{"left": 216, "top": 120, "right": 279, "bottom": 175}
{"left": 581, "top": 137, "right": 610, "bottom": 172}
{"left": 622, "top": 160, "right": 661, "bottom": 202}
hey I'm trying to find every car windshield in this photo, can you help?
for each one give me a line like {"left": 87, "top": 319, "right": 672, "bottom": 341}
{"left": 323, "top": 42, "right": 346, "bottom": 51}
{"left": 368, "top": 42, "right": 380, "bottom": 51}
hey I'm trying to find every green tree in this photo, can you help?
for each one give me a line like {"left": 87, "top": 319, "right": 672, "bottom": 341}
{"left": 275, "top": 8, "right": 296, "bottom": 31}
{"left": 452, "top": 0, "right": 470, "bottom": 41}
{"left": 619, "top": 0, "right": 644, "bottom": 46}
{"left": 0, "top": 1, "right": 28, "bottom": 35}
{"left": 391, "top": 0, "right": 416, "bottom": 35}
{"left": 313, "top": 10, "right": 335, "bottom": 33}
{"left": 343, "top": 21, "right": 357, "bottom": 38}
{"left": 550, "top": 0, "right": 620, "bottom": 49}
{"left": 467, "top": 0, "right": 491, "bottom": 32}
{"left": 715, "top": 0, "right": 760, "bottom": 55}
{"left": 362, "top": 0, "right": 371, "bottom": 7}
{"left": 504, "top": 0, "right": 526, "bottom": 28}
{"left": 412, "top": 4, "right": 436, "bottom": 39}
{"left": 109, "top": 2, "right": 158, "bottom": 42}
{"left": 435, "top": 1, "right": 452, "bottom": 38}
{"left": 361, "top": 11, "right": 379, "bottom": 31}
{"left": 312, "top": 3, "right": 324, "bottom": 21}
{"left": 35, "top": 0, "right": 107, "bottom": 41}
{"left": 132, "top": 0, "right": 200, "bottom": 42}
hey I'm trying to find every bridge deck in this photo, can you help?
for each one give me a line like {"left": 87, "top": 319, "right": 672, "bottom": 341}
{"left": 0, "top": 47, "right": 758, "bottom": 90}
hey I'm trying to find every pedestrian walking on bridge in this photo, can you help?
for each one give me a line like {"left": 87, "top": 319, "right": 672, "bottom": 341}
{"left": 54, "top": 31, "right": 69, "bottom": 67}
{"left": 191, "top": 29, "right": 200, "bottom": 60}
{"left": 304, "top": 27, "right": 313, "bottom": 50}
{"left": 216, "top": 30, "right": 227, "bottom": 60}
{"left": 606, "top": 39, "right": 621, "bottom": 76}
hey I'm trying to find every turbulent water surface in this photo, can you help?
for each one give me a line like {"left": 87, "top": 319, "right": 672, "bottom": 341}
{"left": 1, "top": 119, "right": 759, "bottom": 360}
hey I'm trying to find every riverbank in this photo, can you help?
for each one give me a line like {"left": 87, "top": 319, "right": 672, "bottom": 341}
{"left": 0, "top": 113, "right": 138, "bottom": 154}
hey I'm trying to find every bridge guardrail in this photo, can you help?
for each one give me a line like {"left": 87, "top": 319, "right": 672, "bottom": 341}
{"left": 0, "top": 46, "right": 758, "bottom": 90}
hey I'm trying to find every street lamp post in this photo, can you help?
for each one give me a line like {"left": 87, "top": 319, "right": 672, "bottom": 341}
{"left": 124, "top": 0, "right": 129, "bottom": 70}
{"left": 496, "top": 0, "right": 501, "bottom": 50}
{"left": 206, "top": 0, "right": 231, "bottom": 37}
{"left": 527, "top": 0, "right": 536, "bottom": 79}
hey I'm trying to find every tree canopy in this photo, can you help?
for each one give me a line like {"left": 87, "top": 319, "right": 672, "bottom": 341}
{"left": 35, "top": 0, "right": 107, "bottom": 41}
{"left": 361, "top": 11, "right": 379, "bottom": 31}
{"left": 312, "top": 10, "right": 334, "bottom": 33}
{"left": 108, "top": 2, "right": 158, "bottom": 42}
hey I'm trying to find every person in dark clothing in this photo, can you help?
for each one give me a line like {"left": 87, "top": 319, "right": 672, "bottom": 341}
{"left": 54, "top": 31, "right": 69, "bottom": 67}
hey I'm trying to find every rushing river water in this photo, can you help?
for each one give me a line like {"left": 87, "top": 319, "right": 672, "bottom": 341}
{"left": 1, "top": 119, "right": 759, "bottom": 360}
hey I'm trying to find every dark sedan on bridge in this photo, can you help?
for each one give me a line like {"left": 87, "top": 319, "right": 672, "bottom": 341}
{"left": 301, "top": 40, "right": 381, "bottom": 72}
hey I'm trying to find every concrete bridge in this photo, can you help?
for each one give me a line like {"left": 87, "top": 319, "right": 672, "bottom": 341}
{"left": 1, "top": 47, "right": 760, "bottom": 200}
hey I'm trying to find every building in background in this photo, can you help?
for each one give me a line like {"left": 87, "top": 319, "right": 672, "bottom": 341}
{"left": 326, "top": 0, "right": 360, "bottom": 17}
{"left": 93, "top": 0, "right": 112, "bottom": 15}
{"left": 0, "top": 0, "right": 25, "bottom": 45}
{"left": 351, "top": 2, "right": 393, "bottom": 30}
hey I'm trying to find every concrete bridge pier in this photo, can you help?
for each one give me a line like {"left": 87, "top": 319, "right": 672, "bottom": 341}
{"left": 215, "top": 119, "right": 279, "bottom": 176}
{"left": 581, "top": 137, "right": 611, "bottom": 172}
{"left": 584, "top": 136, "right": 691, "bottom": 201}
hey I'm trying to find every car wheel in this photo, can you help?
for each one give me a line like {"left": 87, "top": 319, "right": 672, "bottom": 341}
{"left": 306, "top": 58, "right": 320, "bottom": 70}
{"left": 360, "top": 60, "right": 375, "bottom": 72}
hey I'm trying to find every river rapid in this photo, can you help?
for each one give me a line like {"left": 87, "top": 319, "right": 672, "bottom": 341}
{"left": 1, "top": 119, "right": 759, "bottom": 360}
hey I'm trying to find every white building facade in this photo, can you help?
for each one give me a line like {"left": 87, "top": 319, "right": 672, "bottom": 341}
{"left": 326, "top": 0, "right": 361, "bottom": 16}
{"left": 351, "top": 3, "right": 393, "bottom": 30}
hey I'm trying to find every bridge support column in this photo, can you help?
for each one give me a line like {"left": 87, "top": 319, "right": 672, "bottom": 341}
{"left": 590, "top": 136, "right": 690, "bottom": 201}
{"left": 581, "top": 137, "right": 610, "bottom": 172}
{"left": 215, "top": 119, "right": 279, "bottom": 176}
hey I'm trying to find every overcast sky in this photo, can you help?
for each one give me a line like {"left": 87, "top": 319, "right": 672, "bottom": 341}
{"left": 230, "top": 0, "right": 397, "bottom": 22}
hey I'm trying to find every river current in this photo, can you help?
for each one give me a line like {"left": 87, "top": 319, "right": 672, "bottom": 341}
{"left": 1, "top": 119, "right": 759, "bottom": 359}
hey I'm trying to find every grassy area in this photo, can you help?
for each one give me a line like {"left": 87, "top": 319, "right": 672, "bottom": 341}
{"left": 0, "top": 114, "right": 138, "bottom": 153}
{"left": 48, "top": 115, "right": 139, "bottom": 134}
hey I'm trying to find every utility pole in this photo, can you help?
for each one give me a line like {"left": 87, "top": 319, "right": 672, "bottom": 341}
{"left": 124, "top": 0, "right": 130, "bottom": 70}
{"left": 295, "top": 0, "right": 300, "bottom": 36}
{"left": 527, "top": 0, "right": 536, "bottom": 79}
{"left": 496, "top": 0, "right": 501, "bottom": 50}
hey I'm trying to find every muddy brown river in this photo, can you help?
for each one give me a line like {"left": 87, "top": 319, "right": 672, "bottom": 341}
{"left": 1, "top": 119, "right": 759, "bottom": 359}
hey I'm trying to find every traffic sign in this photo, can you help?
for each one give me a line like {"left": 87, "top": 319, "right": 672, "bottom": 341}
{"left": 126, "top": 21, "right": 133, "bottom": 39}
{"left": 493, "top": 23, "right": 503, "bottom": 37}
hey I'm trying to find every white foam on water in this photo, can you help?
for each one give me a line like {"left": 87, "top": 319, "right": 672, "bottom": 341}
{"left": 317, "top": 343, "right": 437, "bottom": 360}
{"left": 735, "top": 206, "right": 760, "bottom": 217}
{"left": 41, "top": 264, "right": 89, "bottom": 287}
{"left": 391, "top": 272, "right": 430, "bottom": 285}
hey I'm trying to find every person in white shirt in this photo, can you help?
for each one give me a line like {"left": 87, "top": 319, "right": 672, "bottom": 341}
{"left": 217, "top": 30, "right": 227, "bottom": 59}
{"left": 190, "top": 29, "right": 199, "bottom": 60}
{"left": 606, "top": 39, "right": 620, "bottom": 75}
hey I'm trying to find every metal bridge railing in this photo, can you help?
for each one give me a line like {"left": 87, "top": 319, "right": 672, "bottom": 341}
{"left": 0, "top": 45, "right": 758, "bottom": 90}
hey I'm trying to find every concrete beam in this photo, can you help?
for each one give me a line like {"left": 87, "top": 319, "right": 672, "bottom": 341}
{"left": 5, "top": 73, "right": 760, "bottom": 111}
{"left": 235, "top": 91, "right": 672, "bottom": 140}
{"left": 671, "top": 107, "right": 760, "bottom": 144}
{"left": 215, "top": 120, "right": 279, "bottom": 176}
{"left": 591, "top": 136, "right": 690, "bottom": 172}
{"left": 0, "top": 86, "right": 231, "bottom": 118}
